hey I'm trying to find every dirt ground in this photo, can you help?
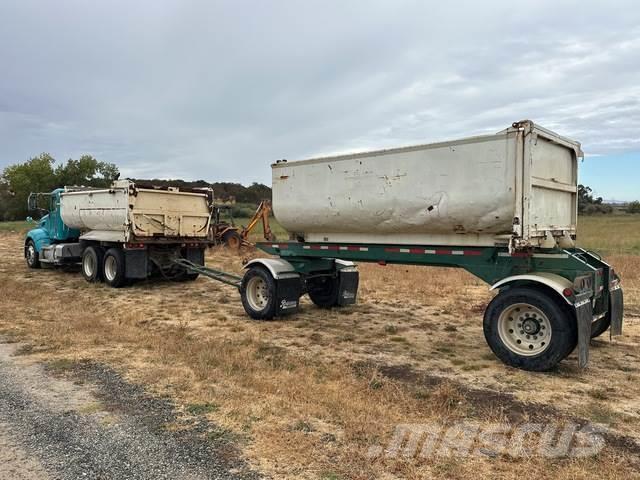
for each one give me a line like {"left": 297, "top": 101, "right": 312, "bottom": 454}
{"left": 1, "top": 229, "right": 639, "bottom": 479}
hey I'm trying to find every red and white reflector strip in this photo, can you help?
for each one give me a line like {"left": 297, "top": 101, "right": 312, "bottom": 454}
{"left": 497, "top": 252, "right": 569, "bottom": 259}
{"left": 300, "top": 245, "right": 369, "bottom": 252}
{"left": 384, "top": 247, "right": 482, "bottom": 256}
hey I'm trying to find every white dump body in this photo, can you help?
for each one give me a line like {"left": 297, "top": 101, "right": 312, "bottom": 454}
{"left": 60, "top": 180, "right": 212, "bottom": 243}
{"left": 272, "top": 120, "right": 582, "bottom": 248}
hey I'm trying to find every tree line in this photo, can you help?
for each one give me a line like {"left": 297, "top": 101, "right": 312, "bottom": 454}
{"left": 2, "top": 154, "right": 637, "bottom": 221}
{"left": 0, "top": 153, "right": 272, "bottom": 221}
{"left": 578, "top": 184, "right": 640, "bottom": 214}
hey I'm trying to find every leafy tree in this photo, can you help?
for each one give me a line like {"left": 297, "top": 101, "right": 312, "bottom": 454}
{"left": 0, "top": 153, "right": 119, "bottom": 220}
{"left": 54, "top": 155, "right": 119, "bottom": 188}
{"left": 627, "top": 201, "right": 640, "bottom": 214}
{"left": 1, "top": 153, "right": 56, "bottom": 220}
{"left": 578, "top": 184, "right": 612, "bottom": 215}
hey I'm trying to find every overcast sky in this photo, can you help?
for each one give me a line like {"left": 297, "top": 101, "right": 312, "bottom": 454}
{"left": 1, "top": 0, "right": 639, "bottom": 200}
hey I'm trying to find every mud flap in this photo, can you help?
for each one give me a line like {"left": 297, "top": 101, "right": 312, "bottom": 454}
{"left": 337, "top": 269, "right": 359, "bottom": 306}
{"left": 575, "top": 295, "right": 592, "bottom": 369}
{"left": 609, "top": 286, "right": 624, "bottom": 337}
{"left": 275, "top": 275, "right": 302, "bottom": 316}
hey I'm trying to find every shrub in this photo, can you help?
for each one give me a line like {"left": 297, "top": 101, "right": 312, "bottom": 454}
{"left": 627, "top": 201, "right": 640, "bottom": 214}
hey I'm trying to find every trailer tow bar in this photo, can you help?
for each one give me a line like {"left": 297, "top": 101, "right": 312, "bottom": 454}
{"left": 172, "top": 258, "right": 242, "bottom": 288}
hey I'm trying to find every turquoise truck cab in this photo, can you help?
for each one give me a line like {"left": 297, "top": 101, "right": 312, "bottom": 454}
{"left": 25, "top": 189, "right": 80, "bottom": 258}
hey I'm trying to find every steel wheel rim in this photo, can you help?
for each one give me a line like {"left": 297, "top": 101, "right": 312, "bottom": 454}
{"left": 27, "top": 244, "right": 36, "bottom": 264}
{"left": 497, "top": 303, "right": 552, "bottom": 356}
{"left": 246, "top": 276, "right": 269, "bottom": 311}
{"left": 104, "top": 256, "right": 117, "bottom": 282}
{"left": 83, "top": 253, "right": 95, "bottom": 277}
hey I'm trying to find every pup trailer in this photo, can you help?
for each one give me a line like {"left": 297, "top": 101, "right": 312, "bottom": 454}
{"left": 237, "top": 120, "right": 624, "bottom": 371}
{"left": 25, "top": 180, "right": 213, "bottom": 286}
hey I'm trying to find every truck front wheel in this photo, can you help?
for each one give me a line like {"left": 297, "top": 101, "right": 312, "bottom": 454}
{"left": 25, "top": 240, "right": 40, "bottom": 269}
{"left": 240, "top": 266, "right": 277, "bottom": 320}
{"left": 103, "top": 248, "right": 127, "bottom": 288}
{"left": 81, "top": 246, "right": 104, "bottom": 282}
{"left": 483, "top": 287, "right": 577, "bottom": 371}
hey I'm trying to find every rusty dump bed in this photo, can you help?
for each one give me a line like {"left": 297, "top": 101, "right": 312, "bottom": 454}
{"left": 59, "top": 180, "right": 212, "bottom": 243}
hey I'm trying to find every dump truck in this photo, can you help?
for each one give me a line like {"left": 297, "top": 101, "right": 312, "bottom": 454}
{"left": 237, "top": 120, "right": 624, "bottom": 371}
{"left": 24, "top": 180, "right": 213, "bottom": 286}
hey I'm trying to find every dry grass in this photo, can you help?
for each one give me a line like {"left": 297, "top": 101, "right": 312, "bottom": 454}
{"left": 1, "top": 216, "right": 640, "bottom": 478}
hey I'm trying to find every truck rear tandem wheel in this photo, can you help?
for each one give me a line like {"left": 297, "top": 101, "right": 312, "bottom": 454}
{"left": 81, "top": 246, "right": 104, "bottom": 282}
{"left": 103, "top": 248, "right": 127, "bottom": 288}
{"left": 77, "top": 242, "right": 208, "bottom": 287}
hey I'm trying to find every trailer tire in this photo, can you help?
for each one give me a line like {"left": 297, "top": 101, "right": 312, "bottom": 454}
{"left": 483, "top": 287, "right": 577, "bottom": 372}
{"left": 81, "top": 246, "right": 104, "bottom": 282}
{"left": 223, "top": 230, "right": 242, "bottom": 249}
{"left": 307, "top": 276, "right": 340, "bottom": 308}
{"left": 103, "top": 248, "right": 127, "bottom": 288}
{"left": 177, "top": 272, "right": 199, "bottom": 282}
{"left": 240, "top": 266, "right": 277, "bottom": 320}
{"left": 25, "top": 239, "right": 40, "bottom": 269}
{"left": 591, "top": 315, "right": 611, "bottom": 338}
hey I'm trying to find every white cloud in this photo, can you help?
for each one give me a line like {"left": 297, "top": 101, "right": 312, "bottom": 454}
{"left": 0, "top": 0, "right": 639, "bottom": 189}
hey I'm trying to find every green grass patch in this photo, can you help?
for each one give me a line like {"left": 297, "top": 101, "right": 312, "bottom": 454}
{"left": 0, "top": 220, "right": 31, "bottom": 233}
{"left": 578, "top": 214, "right": 640, "bottom": 255}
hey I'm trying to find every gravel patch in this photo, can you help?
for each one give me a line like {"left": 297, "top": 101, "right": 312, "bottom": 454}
{"left": 0, "top": 342, "right": 264, "bottom": 480}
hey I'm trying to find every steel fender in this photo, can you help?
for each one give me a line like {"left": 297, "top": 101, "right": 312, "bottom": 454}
{"left": 244, "top": 258, "right": 299, "bottom": 280}
{"left": 25, "top": 228, "right": 51, "bottom": 252}
{"left": 490, "top": 272, "right": 573, "bottom": 305}
{"left": 334, "top": 259, "right": 357, "bottom": 271}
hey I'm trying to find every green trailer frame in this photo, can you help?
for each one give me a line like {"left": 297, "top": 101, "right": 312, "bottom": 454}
{"left": 250, "top": 241, "right": 623, "bottom": 370}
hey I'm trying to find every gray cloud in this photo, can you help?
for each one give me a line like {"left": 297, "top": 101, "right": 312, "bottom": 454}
{"left": 1, "top": 0, "right": 639, "bottom": 184}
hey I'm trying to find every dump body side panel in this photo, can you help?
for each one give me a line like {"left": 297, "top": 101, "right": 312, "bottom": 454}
{"left": 273, "top": 132, "right": 519, "bottom": 246}
{"left": 130, "top": 188, "right": 210, "bottom": 238}
{"left": 272, "top": 121, "right": 580, "bottom": 249}
{"left": 59, "top": 181, "right": 211, "bottom": 241}
{"left": 60, "top": 188, "right": 129, "bottom": 232}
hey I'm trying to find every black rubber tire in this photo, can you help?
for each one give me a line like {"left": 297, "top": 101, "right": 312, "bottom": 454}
{"left": 222, "top": 230, "right": 242, "bottom": 249}
{"left": 81, "top": 246, "right": 104, "bottom": 282}
{"left": 591, "top": 315, "right": 611, "bottom": 338}
{"left": 25, "top": 239, "right": 40, "bottom": 269}
{"left": 176, "top": 271, "right": 199, "bottom": 282}
{"left": 483, "top": 287, "right": 578, "bottom": 372}
{"left": 307, "top": 276, "right": 340, "bottom": 308}
{"left": 240, "top": 266, "right": 277, "bottom": 320}
{"left": 103, "top": 248, "right": 127, "bottom": 288}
